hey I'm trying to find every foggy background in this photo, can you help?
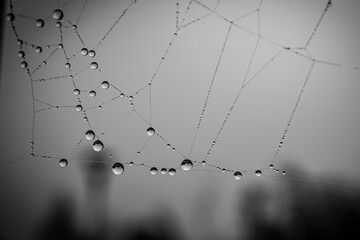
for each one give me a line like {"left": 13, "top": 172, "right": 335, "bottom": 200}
{"left": 1, "top": 0, "right": 360, "bottom": 239}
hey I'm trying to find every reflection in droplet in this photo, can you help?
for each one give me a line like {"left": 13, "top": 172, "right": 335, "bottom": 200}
{"left": 36, "top": 19, "right": 45, "bottom": 28}
{"left": 52, "top": 9, "right": 64, "bottom": 20}
{"left": 168, "top": 168, "right": 176, "bottom": 176}
{"left": 101, "top": 81, "right": 109, "bottom": 89}
{"left": 85, "top": 130, "right": 95, "bottom": 141}
{"left": 90, "top": 62, "right": 98, "bottom": 70}
{"left": 81, "top": 48, "right": 88, "bottom": 56}
{"left": 75, "top": 105, "right": 83, "bottom": 111}
{"left": 255, "top": 170, "right": 262, "bottom": 177}
{"left": 146, "top": 127, "right": 155, "bottom": 136}
{"left": 35, "top": 46, "right": 42, "bottom": 53}
{"left": 89, "top": 91, "right": 96, "bottom": 97}
{"left": 74, "top": 89, "right": 80, "bottom": 95}
{"left": 59, "top": 159, "right": 68, "bottom": 167}
{"left": 88, "top": 50, "right": 96, "bottom": 58}
{"left": 150, "top": 167, "right": 158, "bottom": 175}
{"left": 160, "top": 168, "right": 167, "bottom": 174}
{"left": 233, "top": 171, "right": 242, "bottom": 180}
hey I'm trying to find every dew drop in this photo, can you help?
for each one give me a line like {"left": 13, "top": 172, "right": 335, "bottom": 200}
{"left": 75, "top": 105, "right": 83, "bottom": 111}
{"left": 36, "top": 19, "right": 45, "bottom": 28}
{"left": 17, "top": 39, "right": 23, "bottom": 45}
{"left": 52, "top": 9, "right": 64, "bottom": 20}
{"left": 65, "top": 62, "right": 71, "bottom": 68}
{"left": 6, "top": 13, "right": 15, "bottom": 22}
{"left": 234, "top": 171, "right": 242, "bottom": 180}
{"left": 269, "top": 164, "right": 274, "bottom": 169}
{"left": 129, "top": 162, "right": 134, "bottom": 166}
{"left": 18, "top": 51, "right": 25, "bottom": 58}
{"left": 59, "top": 158, "right": 68, "bottom": 167}
{"left": 89, "top": 90, "right": 96, "bottom": 97}
{"left": 180, "top": 159, "right": 193, "bottom": 171}
{"left": 58, "top": 44, "right": 63, "bottom": 49}
{"left": 255, "top": 170, "right": 262, "bottom": 177}
{"left": 93, "top": 140, "right": 104, "bottom": 152}
{"left": 90, "top": 62, "right": 98, "bottom": 70}
{"left": 160, "top": 168, "right": 167, "bottom": 174}
{"left": 201, "top": 161, "right": 206, "bottom": 166}
{"left": 55, "top": 21, "right": 62, "bottom": 27}
{"left": 81, "top": 48, "right": 88, "bottom": 56}
{"left": 166, "top": 144, "right": 171, "bottom": 148}
{"left": 282, "top": 171, "right": 286, "bottom": 175}
{"left": 168, "top": 168, "right": 176, "bottom": 176}
{"left": 88, "top": 50, "right": 96, "bottom": 58}
{"left": 20, "top": 61, "right": 27, "bottom": 68}
{"left": 112, "top": 162, "right": 124, "bottom": 175}
{"left": 146, "top": 127, "right": 155, "bottom": 136}
{"left": 150, "top": 167, "right": 158, "bottom": 175}
{"left": 73, "top": 89, "right": 80, "bottom": 95}
{"left": 101, "top": 81, "right": 109, "bottom": 89}
{"left": 85, "top": 130, "right": 95, "bottom": 141}
{"left": 120, "top": 93, "right": 124, "bottom": 97}
{"left": 72, "top": 24, "right": 77, "bottom": 29}
{"left": 35, "top": 46, "right": 42, "bottom": 53}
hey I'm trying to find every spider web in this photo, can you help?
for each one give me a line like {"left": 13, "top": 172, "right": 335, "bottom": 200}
{"left": 1, "top": 0, "right": 360, "bottom": 189}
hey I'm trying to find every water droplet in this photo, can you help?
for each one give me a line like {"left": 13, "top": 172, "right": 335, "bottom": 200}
{"left": 81, "top": 48, "right": 88, "bottom": 56}
{"left": 65, "top": 62, "right": 71, "bottom": 68}
{"left": 168, "top": 168, "right": 176, "bottom": 176}
{"left": 58, "top": 44, "right": 63, "bottom": 49}
{"left": 269, "top": 164, "right": 274, "bottom": 169}
{"left": 166, "top": 144, "right": 171, "bottom": 148}
{"left": 72, "top": 24, "right": 77, "bottom": 29}
{"left": 201, "top": 161, "right": 206, "bottom": 165}
{"left": 282, "top": 171, "right": 286, "bottom": 175}
{"left": 18, "top": 51, "right": 25, "bottom": 58}
{"left": 83, "top": 117, "right": 88, "bottom": 122}
{"left": 112, "top": 162, "right": 124, "bottom": 175}
{"left": 255, "top": 170, "right": 262, "bottom": 177}
{"left": 160, "top": 168, "right": 167, "bottom": 174}
{"left": 42, "top": 61, "right": 46, "bottom": 65}
{"left": 120, "top": 93, "right": 124, "bottom": 97}
{"left": 17, "top": 39, "right": 23, "bottom": 45}
{"left": 101, "top": 81, "right": 109, "bottom": 89}
{"left": 132, "top": 0, "right": 137, "bottom": 3}
{"left": 20, "top": 61, "right": 27, "bottom": 68}
{"left": 234, "top": 171, "right": 242, "bottom": 180}
{"left": 59, "top": 159, "right": 68, "bottom": 167}
{"left": 180, "top": 159, "right": 193, "bottom": 171}
{"left": 98, "top": 105, "right": 102, "bottom": 109}
{"left": 35, "top": 46, "right": 42, "bottom": 53}
{"left": 89, "top": 91, "right": 96, "bottom": 97}
{"left": 36, "top": 19, "right": 45, "bottom": 28}
{"left": 90, "top": 62, "right": 98, "bottom": 70}
{"left": 55, "top": 21, "right": 62, "bottom": 27}
{"left": 128, "top": 96, "right": 133, "bottom": 101}
{"left": 146, "top": 127, "right": 155, "bottom": 136}
{"left": 85, "top": 130, "right": 95, "bottom": 141}
{"left": 129, "top": 162, "right": 134, "bottom": 166}
{"left": 150, "top": 167, "right": 158, "bottom": 175}
{"left": 6, "top": 13, "right": 15, "bottom": 22}
{"left": 222, "top": 169, "right": 226, "bottom": 173}
{"left": 30, "top": 153, "right": 35, "bottom": 157}
{"left": 93, "top": 140, "right": 104, "bottom": 152}
{"left": 75, "top": 105, "right": 83, "bottom": 111}
{"left": 52, "top": 9, "right": 64, "bottom": 20}
{"left": 88, "top": 50, "right": 96, "bottom": 58}
{"left": 73, "top": 89, "right": 80, "bottom": 95}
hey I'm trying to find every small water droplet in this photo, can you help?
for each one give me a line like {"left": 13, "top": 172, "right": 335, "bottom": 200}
{"left": 120, "top": 93, "right": 124, "bottom": 97}
{"left": 17, "top": 39, "right": 23, "bottom": 45}
{"left": 269, "top": 164, "right": 274, "bottom": 169}
{"left": 150, "top": 167, "right": 158, "bottom": 175}
{"left": 58, "top": 44, "right": 63, "bottom": 49}
{"left": 85, "top": 130, "right": 95, "bottom": 140}
{"left": 81, "top": 48, "right": 88, "bottom": 56}
{"left": 168, "top": 168, "right": 176, "bottom": 176}
{"left": 166, "top": 144, "right": 171, "bottom": 148}
{"left": 75, "top": 105, "right": 83, "bottom": 111}
{"left": 72, "top": 24, "right": 77, "bottom": 29}
{"left": 234, "top": 171, "right": 242, "bottom": 180}
{"left": 35, "top": 46, "right": 42, "bottom": 53}
{"left": 89, "top": 90, "right": 96, "bottom": 97}
{"left": 18, "top": 51, "right": 25, "bottom": 58}
{"left": 112, "top": 162, "right": 124, "bottom": 175}
{"left": 160, "top": 168, "right": 167, "bottom": 174}
{"left": 282, "top": 171, "right": 286, "bottom": 175}
{"left": 255, "top": 170, "right": 262, "bottom": 177}
{"left": 73, "top": 89, "right": 80, "bottom": 95}
{"left": 90, "top": 62, "right": 98, "bottom": 70}
{"left": 129, "top": 162, "right": 134, "bottom": 166}
{"left": 59, "top": 159, "right": 68, "bottom": 167}
{"left": 36, "top": 19, "right": 45, "bottom": 28}
{"left": 180, "top": 159, "right": 193, "bottom": 171}
{"left": 52, "top": 9, "right": 64, "bottom": 20}
{"left": 101, "top": 81, "right": 109, "bottom": 89}
{"left": 201, "top": 161, "right": 206, "bottom": 165}
{"left": 55, "top": 21, "right": 62, "bottom": 27}
{"left": 93, "top": 140, "right": 104, "bottom": 152}
{"left": 146, "top": 127, "right": 155, "bottom": 136}
{"left": 65, "top": 62, "right": 71, "bottom": 68}
{"left": 20, "top": 61, "right": 27, "bottom": 68}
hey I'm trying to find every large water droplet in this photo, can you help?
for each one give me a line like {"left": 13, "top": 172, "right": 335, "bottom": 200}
{"left": 89, "top": 91, "right": 96, "bottom": 97}
{"left": 112, "top": 162, "right": 124, "bottom": 175}
{"left": 65, "top": 62, "right": 71, "bottom": 68}
{"left": 85, "top": 130, "right": 95, "bottom": 141}
{"left": 255, "top": 170, "right": 262, "bottom": 177}
{"left": 88, "top": 50, "right": 96, "bottom": 58}
{"left": 81, "top": 48, "right": 88, "bottom": 56}
{"left": 180, "top": 159, "right": 193, "bottom": 171}
{"left": 36, "top": 19, "right": 45, "bottom": 28}
{"left": 168, "top": 168, "right": 176, "bottom": 176}
{"left": 52, "top": 9, "right": 64, "bottom": 20}
{"left": 234, "top": 171, "right": 242, "bottom": 180}
{"left": 73, "top": 89, "right": 80, "bottom": 95}
{"left": 160, "top": 168, "right": 167, "bottom": 174}
{"left": 101, "top": 81, "right": 109, "bottom": 89}
{"left": 75, "top": 105, "right": 83, "bottom": 111}
{"left": 59, "top": 159, "right": 68, "bottom": 167}
{"left": 150, "top": 167, "right": 158, "bottom": 175}
{"left": 18, "top": 51, "right": 25, "bottom": 58}
{"left": 146, "top": 127, "right": 155, "bottom": 136}
{"left": 35, "top": 46, "right": 42, "bottom": 53}
{"left": 6, "top": 13, "right": 15, "bottom": 22}
{"left": 93, "top": 140, "right": 104, "bottom": 152}
{"left": 20, "top": 61, "right": 27, "bottom": 68}
{"left": 90, "top": 62, "right": 98, "bottom": 70}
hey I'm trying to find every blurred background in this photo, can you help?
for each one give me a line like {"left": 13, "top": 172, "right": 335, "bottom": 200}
{"left": 1, "top": 0, "right": 360, "bottom": 239}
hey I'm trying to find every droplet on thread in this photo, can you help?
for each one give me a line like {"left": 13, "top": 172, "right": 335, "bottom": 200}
{"left": 85, "top": 130, "right": 95, "bottom": 140}
{"left": 146, "top": 127, "right": 155, "bottom": 136}
{"left": 234, "top": 171, "right": 242, "bottom": 180}
{"left": 52, "top": 9, "right": 64, "bottom": 20}
{"left": 255, "top": 170, "right": 262, "bottom": 177}
{"left": 59, "top": 159, "right": 68, "bottom": 167}
{"left": 168, "top": 168, "right": 176, "bottom": 176}
{"left": 36, "top": 19, "right": 45, "bottom": 28}
{"left": 90, "top": 62, "right": 98, "bottom": 70}
{"left": 150, "top": 167, "right": 158, "bottom": 175}
{"left": 112, "top": 162, "right": 124, "bottom": 175}
{"left": 101, "top": 81, "right": 109, "bottom": 89}
{"left": 92, "top": 140, "right": 104, "bottom": 152}
{"left": 180, "top": 159, "right": 193, "bottom": 171}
